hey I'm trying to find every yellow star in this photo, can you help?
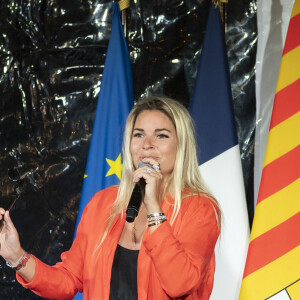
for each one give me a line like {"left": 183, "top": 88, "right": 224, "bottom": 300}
{"left": 84, "top": 174, "right": 88, "bottom": 179}
{"left": 106, "top": 153, "right": 123, "bottom": 180}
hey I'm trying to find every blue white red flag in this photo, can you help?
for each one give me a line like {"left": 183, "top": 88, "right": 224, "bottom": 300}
{"left": 190, "top": 3, "right": 250, "bottom": 299}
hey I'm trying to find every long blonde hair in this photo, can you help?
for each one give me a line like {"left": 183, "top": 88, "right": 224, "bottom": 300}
{"left": 96, "top": 95, "right": 220, "bottom": 250}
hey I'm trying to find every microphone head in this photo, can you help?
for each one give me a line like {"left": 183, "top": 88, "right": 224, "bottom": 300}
{"left": 137, "top": 161, "right": 152, "bottom": 187}
{"left": 138, "top": 161, "right": 152, "bottom": 169}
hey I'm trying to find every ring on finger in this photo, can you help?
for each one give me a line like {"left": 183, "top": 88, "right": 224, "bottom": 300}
{"left": 153, "top": 164, "right": 160, "bottom": 171}
{"left": 147, "top": 168, "right": 152, "bottom": 174}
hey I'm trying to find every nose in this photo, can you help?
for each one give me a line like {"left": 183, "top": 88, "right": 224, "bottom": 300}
{"left": 142, "top": 136, "right": 154, "bottom": 150}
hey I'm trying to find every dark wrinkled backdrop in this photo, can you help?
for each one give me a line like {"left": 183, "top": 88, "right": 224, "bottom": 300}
{"left": 0, "top": 0, "right": 256, "bottom": 298}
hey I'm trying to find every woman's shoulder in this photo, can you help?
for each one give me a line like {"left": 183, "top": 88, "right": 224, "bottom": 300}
{"left": 176, "top": 191, "right": 220, "bottom": 234}
{"left": 182, "top": 189, "right": 215, "bottom": 204}
{"left": 83, "top": 186, "right": 119, "bottom": 214}
{"left": 181, "top": 190, "right": 220, "bottom": 216}
{"left": 75, "top": 186, "right": 120, "bottom": 238}
{"left": 92, "top": 186, "right": 119, "bottom": 201}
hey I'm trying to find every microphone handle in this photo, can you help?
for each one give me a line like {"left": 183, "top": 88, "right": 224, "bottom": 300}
{"left": 126, "top": 161, "right": 151, "bottom": 223}
{"left": 126, "top": 179, "right": 145, "bottom": 223}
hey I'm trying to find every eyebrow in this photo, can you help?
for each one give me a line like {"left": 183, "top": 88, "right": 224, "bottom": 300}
{"left": 133, "top": 128, "right": 172, "bottom": 133}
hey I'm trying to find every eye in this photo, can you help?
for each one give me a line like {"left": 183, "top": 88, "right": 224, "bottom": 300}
{"left": 132, "top": 133, "right": 143, "bottom": 138}
{"left": 157, "top": 134, "right": 169, "bottom": 139}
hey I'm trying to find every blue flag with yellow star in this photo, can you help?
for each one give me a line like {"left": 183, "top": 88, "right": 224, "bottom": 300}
{"left": 74, "top": 2, "right": 133, "bottom": 233}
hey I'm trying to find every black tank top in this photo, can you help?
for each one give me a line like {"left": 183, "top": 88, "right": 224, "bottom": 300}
{"left": 109, "top": 244, "right": 139, "bottom": 300}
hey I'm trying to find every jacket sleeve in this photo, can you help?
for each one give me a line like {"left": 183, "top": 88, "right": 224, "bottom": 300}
{"left": 143, "top": 195, "right": 220, "bottom": 298}
{"left": 16, "top": 196, "right": 95, "bottom": 299}
{"left": 16, "top": 239, "right": 83, "bottom": 300}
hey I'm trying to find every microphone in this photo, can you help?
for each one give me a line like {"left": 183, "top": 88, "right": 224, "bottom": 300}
{"left": 126, "top": 162, "right": 152, "bottom": 223}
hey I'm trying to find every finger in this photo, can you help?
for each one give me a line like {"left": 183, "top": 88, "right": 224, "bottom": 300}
{"left": 0, "top": 209, "right": 6, "bottom": 226}
{"left": 140, "top": 157, "right": 160, "bottom": 168}
{"left": 142, "top": 168, "right": 161, "bottom": 179}
{"left": 3, "top": 211, "right": 15, "bottom": 230}
{"left": 134, "top": 169, "right": 162, "bottom": 188}
{"left": 140, "top": 163, "right": 160, "bottom": 175}
{"left": 133, "top": 168, "right": 152, "bottom": 184}
{"left": 0, "top": 208, "right": 5, "bottom": 217}
{"left": 133, "top": 169, "right": 149, "bottom": 183}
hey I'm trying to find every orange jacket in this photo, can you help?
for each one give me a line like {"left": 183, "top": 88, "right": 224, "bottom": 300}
{"left": 17, "top": 186, "right": 219, "bottom": 299}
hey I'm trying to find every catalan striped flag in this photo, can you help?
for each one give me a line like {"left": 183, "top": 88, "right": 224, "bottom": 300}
{"left": 239, "top": 1, "right": 300, "bottom": 299}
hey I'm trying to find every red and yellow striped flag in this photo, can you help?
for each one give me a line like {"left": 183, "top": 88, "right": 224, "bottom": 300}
{"left": 239, "top": 1, "right": 300, "bottom": 299}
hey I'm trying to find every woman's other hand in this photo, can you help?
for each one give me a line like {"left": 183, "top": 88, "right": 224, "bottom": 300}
{"left": 0, "top": 208, "right": 24, "bottom": 266}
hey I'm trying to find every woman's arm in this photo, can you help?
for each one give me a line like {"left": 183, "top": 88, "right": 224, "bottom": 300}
{"left": 143, "top": 195, "right": 220, "bottom": 298}
{"left": 16, "top": 246, "right": 83, "bottom": 299}
{"left": 0, "top": 206, "right": 84, "bottom": 299}
{"left": 0, "top": 209, "right": 36, "bottom": 281}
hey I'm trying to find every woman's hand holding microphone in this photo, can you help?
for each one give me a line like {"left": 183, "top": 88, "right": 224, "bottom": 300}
{"left": 132, "top": 158, "right": 162, "bottom": 213}
{"left": 132, "top": 159, "right": 166, "bottom": 233}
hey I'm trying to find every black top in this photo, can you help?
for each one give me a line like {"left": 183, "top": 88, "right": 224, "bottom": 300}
{"left": 109, "top": 244, "right": 139, "bottom": 300}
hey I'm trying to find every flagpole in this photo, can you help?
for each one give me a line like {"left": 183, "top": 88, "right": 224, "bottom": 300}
{"left": 118, "top": 0, "right": 130, "bottom": 38}
{"left": 212, "top": 0, "right": 228, "bottom": 31}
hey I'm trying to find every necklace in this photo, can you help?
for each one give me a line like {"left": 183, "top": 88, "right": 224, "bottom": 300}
{"left": 132, "top": 222, "right": 138, "bottom": 250}
{"left": 119, "top": 205, "right": 147, "bottom": 250}
{"left": 130, "top": 206, "right": 147, "bottom": 250}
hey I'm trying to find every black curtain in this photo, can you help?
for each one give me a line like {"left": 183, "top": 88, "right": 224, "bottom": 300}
{"left": 0, "top": 0, "right": 256, "bottom": 298}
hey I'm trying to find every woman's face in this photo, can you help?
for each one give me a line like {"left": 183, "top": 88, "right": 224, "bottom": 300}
{"left": 130, "top": 110, "right": 177, "bottom": 179}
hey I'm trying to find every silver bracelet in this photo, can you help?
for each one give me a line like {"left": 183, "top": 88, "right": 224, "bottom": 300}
{"left": 147, "top": 215, "right": 167, "bottom": 222}
{"left": 147, "top": 212, "right": 165, "bottom": 218}
{"left": 148, "top": 219, "right": 166, "bottom": 227}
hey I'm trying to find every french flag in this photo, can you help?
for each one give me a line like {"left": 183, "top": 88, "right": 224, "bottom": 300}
{"left": 190, "top": 4, "right": 249, "bottom": 299}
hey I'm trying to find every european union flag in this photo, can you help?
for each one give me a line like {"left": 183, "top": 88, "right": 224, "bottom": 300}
{"left": 74, "top": 1, "right": 133, "bottom": 240}
{"left": 73, "top": 3, "right": 133, "bottom": 299}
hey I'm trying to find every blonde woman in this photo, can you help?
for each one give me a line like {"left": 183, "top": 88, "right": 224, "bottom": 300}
{"left": 0, "top": 96, "right": 220, "bottom": 299}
